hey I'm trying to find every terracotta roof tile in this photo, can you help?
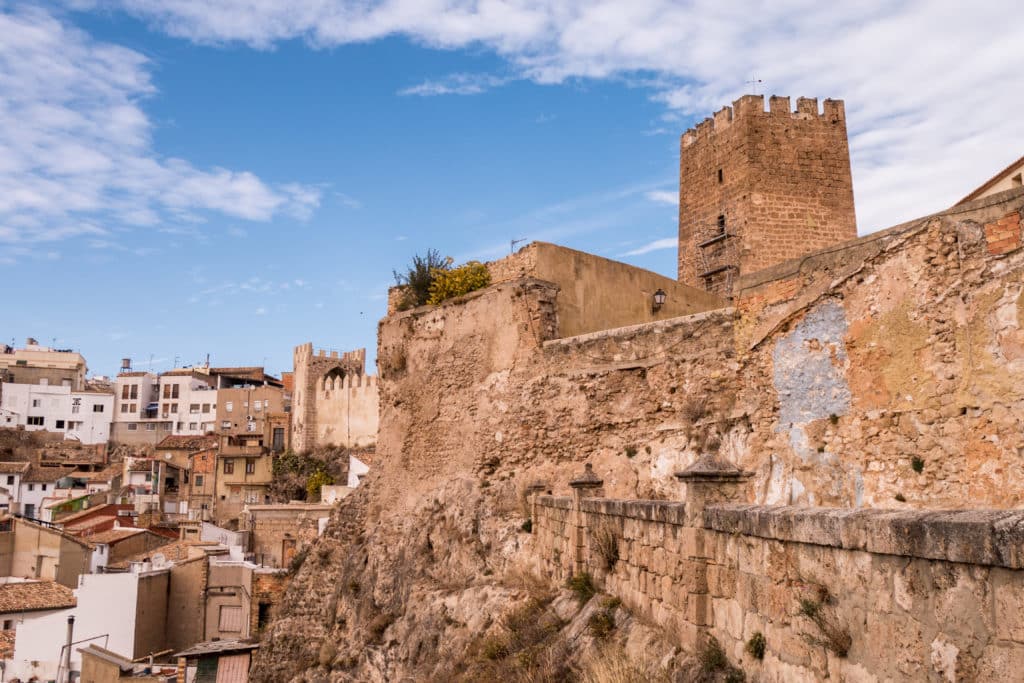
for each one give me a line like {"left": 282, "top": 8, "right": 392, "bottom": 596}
{"left": 0, "top": 462, "right": 30, "bottom": 474}
{"left": 0, "top": 581, "right": 76, "bottom": 614}
{"left": 156, "top": 435, "right": 219, "bottom": 451}
{"left": 0, "top": 630, "right": 14, "bottom": 659}
{"left": 83, "top": 528, "right": 147, "bottom": 545}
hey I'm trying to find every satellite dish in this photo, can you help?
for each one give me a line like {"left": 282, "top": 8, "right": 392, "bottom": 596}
{"left": 151, "top": 553, "right": 167, "bottom": 567}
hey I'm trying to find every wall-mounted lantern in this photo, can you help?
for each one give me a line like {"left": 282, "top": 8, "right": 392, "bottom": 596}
{"left": 652, "top": 288, "right": 667, "bottom": 311}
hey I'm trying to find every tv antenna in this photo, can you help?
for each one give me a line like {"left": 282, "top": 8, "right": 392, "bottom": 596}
{"left": 746, "top": 76, "right": 764, "bottom": 95}
{"left": 510, "top": 238, "right": 528, "bottom": 254}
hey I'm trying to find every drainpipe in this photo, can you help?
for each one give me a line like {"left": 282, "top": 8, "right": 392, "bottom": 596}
{"left": 62, "top": 615, "right": 74, "bottom": 683}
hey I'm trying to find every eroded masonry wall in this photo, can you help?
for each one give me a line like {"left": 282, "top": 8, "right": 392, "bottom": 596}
{"left": 533, "top": 493, "right": 1024, "bottom": 681}
{"left": 377, "top": 189, "right": 1024, "bottom": 511}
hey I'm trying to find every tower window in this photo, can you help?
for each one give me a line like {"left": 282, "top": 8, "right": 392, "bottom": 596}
{"left": 717, "top": 215, "right": 726, "bottom": 233}
{"left": 717, "top": 169, "right": 723, "bottom": 183}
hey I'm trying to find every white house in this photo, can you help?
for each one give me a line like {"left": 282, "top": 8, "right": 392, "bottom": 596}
{"left": 0, "top": 462, "right": 30, "bottom": 513}
{"left": 17, "top": 466, "right": 75, "bottom": 520}
{"left": 9, "top": 567, "right": 170, "bottom": 682}
{"left": 0, "top": 383, "right": 113, "bottom": 444}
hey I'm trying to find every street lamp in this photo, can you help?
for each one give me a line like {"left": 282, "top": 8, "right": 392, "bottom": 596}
{"left": 652, "top": 288, "right": 667, "bottom": 311}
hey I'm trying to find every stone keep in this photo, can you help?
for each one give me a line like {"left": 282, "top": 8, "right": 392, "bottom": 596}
{"left": 678, "top": 94, "right": 857, "bottom": 296}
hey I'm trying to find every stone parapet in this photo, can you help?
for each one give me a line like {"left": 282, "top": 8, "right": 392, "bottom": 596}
{"left": 705, "top": 503, "right": 1024, "bottom": 569}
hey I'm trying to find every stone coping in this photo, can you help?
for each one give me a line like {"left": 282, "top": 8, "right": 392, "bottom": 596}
{"left": 541, "top": 307, "right": 735, "bottom": 350}
{"left": 705, "top": 504, "right": 1024, "bottom": 569}
{"left": 536, "top": 495, "right": 572, "bottom": 510}
{"left": 582, "top": 498, "right": 687, "bottom": 526}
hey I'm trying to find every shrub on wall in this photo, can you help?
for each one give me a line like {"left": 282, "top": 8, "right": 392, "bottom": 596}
{"left": 393, "top": 249, "right": 449, "bottom": 310}
{"left": 427, "top": 260, "right": 491, "bottom": 305}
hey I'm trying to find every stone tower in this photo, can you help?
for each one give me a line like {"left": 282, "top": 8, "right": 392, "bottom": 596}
{"left": 678, "top": 95, "right": 857, "bottom": 296}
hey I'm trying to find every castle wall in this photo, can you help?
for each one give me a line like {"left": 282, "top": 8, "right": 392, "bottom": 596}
{"left": 377, "top": 189, "right": 1024, "bottom": 512}
{"left": 533, "top": 494, "right": 1024, "bottom": 681}
{"left": 489, "top": 242, "right": 725, "bottom": 337}
{"left": 679, "top": 95, "right": 857, "bottom": 296}
{"left": 314, "top": 374, "right": 378, "bottom": 449}
{"left": 291, "top": 344, "right": 376, "bottom": 452}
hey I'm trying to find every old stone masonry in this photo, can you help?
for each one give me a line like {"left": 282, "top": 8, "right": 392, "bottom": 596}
{"left": 254, "top": 97, "right": 1024, "bottom": 682}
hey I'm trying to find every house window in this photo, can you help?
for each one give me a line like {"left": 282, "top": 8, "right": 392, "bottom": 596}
{"left": 225, "top": 401, "right": 233, "bottom": 413}
{"left": 218, "top": 605, "right": 243, "bottom": 632}
{"left": 27, "top": 416, "right": 43, "bottom": 426}
{"left": 717, "top": 214, "right": 726, "bottom": 233}
{"left": 195, "top": 475, "right": 204, "bottom": 487}
{"left": 254, "top": 400, "right": 263, "bottom": 412}
{"left": 190, "top": 404, "right": 200, "bottom": 413}
{"left": 189, "top": 422, "right": 198, "bottom": 430}
{"left": 202, "top": 403, "right": 210, "bottom": 413}
{"left": 5, "top": 476, "right": 13, "bottom": 485}
{"left": 221, "top": 421, "right": 231, "bottom": 430}
{"left": 170, "top": 404, "right": 178, "bottom": 413}
{"left": 163, "top": 384, "right": 170, "bottom": 399}
{"left": 146, "top": 424, "right": 156, "bottom": 431}
{"left": 72, "top": 404, "right": 80, "bottom": 414}
{"left": 130, "top": 384, "right": 138, "bottom": 400}
{"left": 717, "top": 168, "right": 723, "bottom": 183}
{"left": 93, "top": 404, "right": 104, "bottom": 413}
{"left": 245, "top": 459, "right": 255, "bottom": 474}
{"left": 31, "top": 399, "right": 40, "bottom": 408}
{"left": 27, "top": 483, "right": 34, "bottom": 491}
{"left": 2, "top": 619, "right": 11, "bottom": 630}
{"left": 121, "top": 404, "right": 129, "bottom": 413}
{"left": 41, "top": 484, "right": 46, "bottom": 491}
{"left": 130, "top": 404, "right": 137, "bottom": 412}
{"left": 223, "top": 459, "right": 235, "bottom": 474}
{"left": 145, "top": 473, "right": 152, "bottom": 482}
{"left": 127, "top": 423, "right": 138, "bottom": 431}
{"left": 122, "top": 384, "right": 130, "bottom": 400}
{"left": 55, "top": 420, "right": 65, "bottom": 429}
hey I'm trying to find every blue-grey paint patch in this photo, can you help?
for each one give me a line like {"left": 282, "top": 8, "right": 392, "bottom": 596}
{"left": 773, "top": 300, "right": 851, "bottom": 426}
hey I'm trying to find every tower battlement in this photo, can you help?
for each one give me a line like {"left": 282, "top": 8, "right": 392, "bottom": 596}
{"left": 681, "top": 95, "right": 846, "bottom": 148}
{"left": 678, "top": 95, "right": 856, "bottom": 297}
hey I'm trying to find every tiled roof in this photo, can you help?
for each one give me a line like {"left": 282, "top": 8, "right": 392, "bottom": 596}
{"left": 23, "top": 465, "right": 76, "bottom": 482}
{"left": 175, "top": 639, "right": 259, "bottom": 658}
{"left": 0, "top": 462, "right": 30, "bottom": 474}
{"left": 107, "top": 540, "right": 220, "bottom": 570}
{"left": 116, "top": 371, "right": 150, "bottom": 377}
{"left": 0, "top": 629, "right": 14, "bottom": 659}
{"left": 156, "top": 435, "right": 219, "bottom": 451}
{"left": 56, "top": 503, "right": 133, "bottom": 526}
{"left": 84, "top": 528, "right": 146, "bottom": 545}
{"left": 0, "top": 581, "right": 76, "bottom": 614}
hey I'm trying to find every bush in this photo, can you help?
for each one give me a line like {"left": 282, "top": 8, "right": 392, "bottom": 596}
{"left": 393, "top": 249, "right": 449, "bottom": 310}
{"left": 698, "top": 636, "right": 745, "bottom": 682}
{"left": 590, "top": 522, "right": 619, "bottom": 571}
{"left": 288, "top": 546, "right": 309, "bottom": 574}
{"left": 567, "top": 572, "right": 596, "bottom": 603}
{"left": 306, "top": 468, "right": 334, "bottom": 502}
{"left": 427, "top": 260, "right": 491, "bottom": 305}
{"left": 746, "top": 632, "right": 766, "bottom": 660}
{"left": 587, "top": 609, "right": 615, "bottom": 638}
{"left": 798, "top": 597, "right": 851, "bottom": 657}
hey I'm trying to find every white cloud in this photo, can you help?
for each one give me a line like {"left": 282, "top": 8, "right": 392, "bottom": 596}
{"left": 622, "top": 237, "right": 676, "bottom": 256}
{"left": 94, "top": 0, "right": 1023, "bottom": 234}
{"left": 645, "top": 190, "right": 677, "bottom": 205}
{"left": 0, "top": 6, "right": 320, "bottom": 258}
{"left": 399, "top": 73, "right": 510, "bottom": 96}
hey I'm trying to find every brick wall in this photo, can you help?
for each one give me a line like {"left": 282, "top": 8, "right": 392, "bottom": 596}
{"left": 679, "top": 95, "right": 857, "bottom": 296}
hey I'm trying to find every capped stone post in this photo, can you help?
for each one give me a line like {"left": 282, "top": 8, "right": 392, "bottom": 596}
{"left": 674, "top": 454, "right": 751, "bottom": 527}
{"left": 569, "top": 463, "right": 604, "bottom": 575}
{"left": 524, "top": 480, "right": 549, "bottom": 528}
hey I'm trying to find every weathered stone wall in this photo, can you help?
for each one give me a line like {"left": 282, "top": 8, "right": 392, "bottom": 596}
{"left": 291, "top": 343, "right": 375, "bottom": 452}
{"left": 488, "top": 241, "right": 725, "bottom": 337}
{"left": 679, "top": 94, "right": 857, "bottom": 296}
{"left": 255, "top": 189, "right": 1024, "bottom": 681}
{"left": 533, "top": 493, "right": 1024, "bottom": 681}
{"left": 314, "top": 373, "right": 379, "bottom": 449}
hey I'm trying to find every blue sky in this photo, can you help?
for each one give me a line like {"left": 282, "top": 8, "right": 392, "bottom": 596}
{"left": 2, "top": 1, "right": 1021, "bottom": 378}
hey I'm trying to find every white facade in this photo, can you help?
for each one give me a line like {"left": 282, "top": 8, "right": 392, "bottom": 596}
{"left": 18, "top": 475, "right": 69, "bottom": 519}
{"left": 0, "top": 465, "right": 28, "bottom": 512}
{"left": 111, "top": 372, "right": 217, "bottom": 436}
{"left": 0, "top": 383, "right": 112, "bottom": 444}
{"left": 9, "top": 569, "right": 165, "bottom": 682}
